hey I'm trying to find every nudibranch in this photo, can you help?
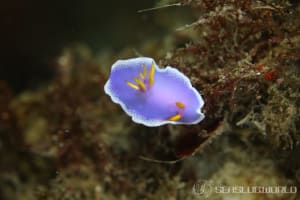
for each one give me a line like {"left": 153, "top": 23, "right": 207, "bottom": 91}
{"left": 104, "top": 57, "right": 205, "bottom": 127}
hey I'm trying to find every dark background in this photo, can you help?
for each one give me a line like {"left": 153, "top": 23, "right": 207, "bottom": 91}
{"left": 0, "top": 0, "right": 156, "bottom": 92}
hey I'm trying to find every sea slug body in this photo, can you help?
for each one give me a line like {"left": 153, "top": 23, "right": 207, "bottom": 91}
{"left": 104, "top": 57, "right": 205, "bottom": 127}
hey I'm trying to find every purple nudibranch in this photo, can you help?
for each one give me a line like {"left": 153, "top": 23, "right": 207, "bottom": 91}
{"left": 104, "top": 57, "right": 205, "bottom": 127}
